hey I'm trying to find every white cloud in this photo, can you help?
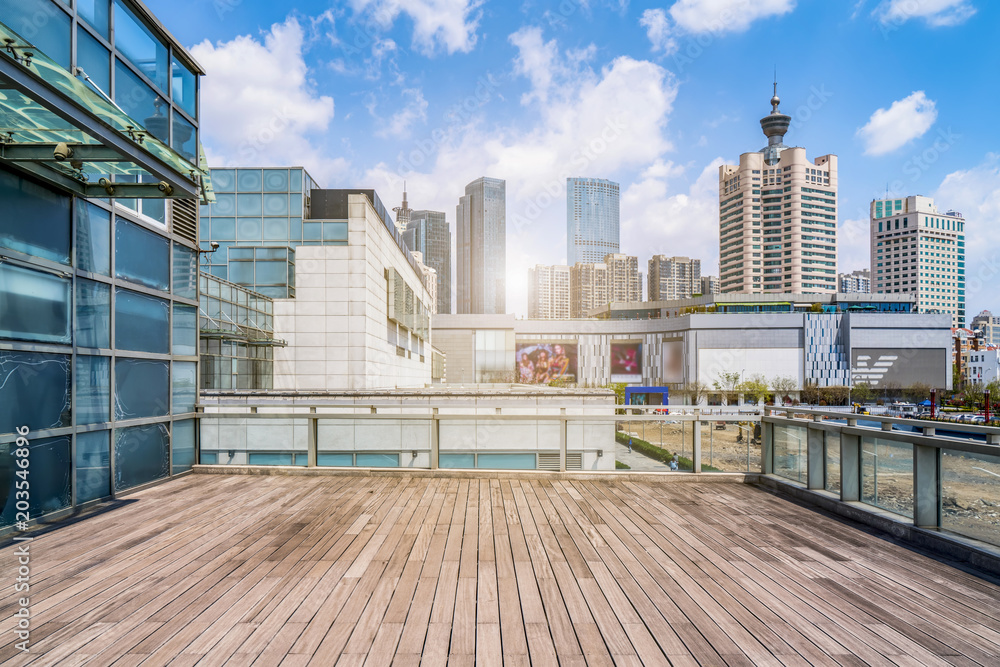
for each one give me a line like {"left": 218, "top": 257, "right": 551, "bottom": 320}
{"left": 640, "top": 8, "right": 678, "bottom": 54}
{"left": 669, "top": 0, "right": 797, "bottom": 33}
{"left": 191, "top": 19, "right": 347, "bottom": 183}
{"left": 934, "top": 155, "right": 1000, "bottom": 318}
{"left": 856, "top": 91, "right": 938, "bottom": 156}
{"left": 376, "top": 88, "right": 429, "bottom": 138}
{"left": 349, "top": 0, "right": 483, "bottom": 55}
{"left": 363, "top": 36, "right": 681, "bottom": 314}
{"left": 874, "top": 0, "right": 976, "bottom": 27}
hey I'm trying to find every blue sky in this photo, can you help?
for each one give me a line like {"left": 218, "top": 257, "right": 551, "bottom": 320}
{"left": 148, "top": 0, "right": 1000, "bottom": 319}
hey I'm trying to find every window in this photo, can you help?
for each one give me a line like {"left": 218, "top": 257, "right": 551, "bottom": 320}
{"left": 172, "top": 420, "right": 196, "bottom": 474}
{"left": 0, "top": 351, "right": 71, "bottom": 436}
{"left": 0, "top": 436, "right": 71, "bottom": 527}
{"left": 77, "top": 0, "right": 110, "bottom": 38}
{"left": 171, "top": 56, "right": 197, "bottom": 118}
{"left": 172, "top": 361, "right": 197, "bottom": 414}
{"left": 0, "top": 169, "right": 71, "bottom": 264}
{"left": 75, "top": 355, "right": 110, "bottom": 425}
{"left": 113, "top": 0, "right": 168, "bottom": 91}
{"left": 115, "top": 219, "right": 169, "bottom": 290}
{"left": 172, "top": 304, "right": 198, "bottom": 355}
{"left": 114, "top": 423, "right": 169, "bottom": 491}
{"left": 0, "top": 0, "right": 70, "bottom": 68}
{"left": 115, "top": 289, "right": 169, "bottom": 353}
{"left": 172, "top": 112, "right": 197, "bottom": 162}
{"left": 76, "top": 201, "right": 111, "bottom": 275}
{"left": 76, "top": 279, "right": 111, "bottom": 348}
{"left": 114, "top": 59, "right": 168, "bottom": 143}
{"left": 0, "top": 263, "right": 70, "bottom": 344}
{"left": 77, "top": 25, "right": 111, "bottom": 94}
{"left": 114, "top": 358, "right": 169, "bottom": 420}
{"left": 76, "top": 430, "right": 111, "bottom": 503}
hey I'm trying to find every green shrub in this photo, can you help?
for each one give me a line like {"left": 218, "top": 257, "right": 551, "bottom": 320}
{"left": 615, "top": 460, "right": 631, "bottom": 470}
{"left": 615, "top": 431, "right": 722, "bottom": 472}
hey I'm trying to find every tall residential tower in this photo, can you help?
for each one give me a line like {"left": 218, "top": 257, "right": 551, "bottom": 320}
{"left": 528, "top": 265, "right": 571, "bottom": 319}
{"left": 403, "top": 210, "right": 452, "bottom": 314}
{"left": 567, "top": 178, "right": 620, "bottom": 265}
{"left": 457, "top": 177, "right": 506, "bottom": 314}
{"left": 719, "top": 86, "right": 838, "bottom": 293}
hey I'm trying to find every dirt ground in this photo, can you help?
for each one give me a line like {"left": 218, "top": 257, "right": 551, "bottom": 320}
{"left": 618, "top": 420, "right": 760, "bottom": 472}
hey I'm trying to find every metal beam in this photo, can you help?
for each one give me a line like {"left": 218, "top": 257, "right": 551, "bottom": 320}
{"left": 0, "top": 143, "right": 122, "bottom": 161}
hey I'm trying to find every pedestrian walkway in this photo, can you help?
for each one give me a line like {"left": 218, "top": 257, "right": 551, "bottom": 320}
{"left": 615, "top": 440, "right": 671, "bottom": 471}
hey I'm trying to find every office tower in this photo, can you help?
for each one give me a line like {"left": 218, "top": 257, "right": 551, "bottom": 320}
{"left": 0, "top": 0, "right": 207, "bottom": 520}
{"left": 648, "top": 256, "right": 702, "bottom": 301}
{"left": 700, "top": 275, "right": 720, "bottom": 296}
{"left": 870, "top": 195, "right": 965, "bottom": 327}
{"left": 528, "top": 265, "right": 571, "bottom": 319}
{"left": 393, "top": 184, "right": 412, "bottom": 235}
{"left": 971, "top": 310, "right": 1000, "bottom": 347}
{"left": 457, "top": 177, "right": 506, "bottom": 314}
{"left": 719, "top": 85, "right": 838, "bottom": 293}
{"left": 839, "top": 269, "right": 871, "bottom": 294}
{"left": 404, "top": 210, "right": 452, "bottom": 314}
{"left": 567, "top": 178, "right": 620, "bottom": 265}
{"left": 570, "top": 262, "right": 610, "bottom": 318}
{"left": 605, "top": 253, "right": 642, "bottom": 303}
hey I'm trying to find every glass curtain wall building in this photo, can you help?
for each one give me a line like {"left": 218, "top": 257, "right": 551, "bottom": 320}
{"left": 402, "top": 210, "right": 452, "bottom": 314}
{"left": 566, "top": 177, "right": 620, "bottom": 266}
{"left": 0, "top": 0, "right": 207, "bottom": 530}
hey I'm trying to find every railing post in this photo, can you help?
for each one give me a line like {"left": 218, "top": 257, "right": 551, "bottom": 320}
{"left": 431, "top": 408, "right": 439, "bottom": 470}
{"left": 841, "top": 432, "right": 861, "bottom": 502}
{"left": 761, "top": 410, "right": 773, "bottom": 475}
{"left": 559, "top": 408, "right": 567, "bottom": 472}
{"left": 807, "top": 420, "right": 824, "bottom": 490}
{"left": 693, "top": 409, "right": 702, "bottom": 473}
{"left": 308, "top": 407, "right": 317, "bottom": 467}
{"left": 914, "top": 428, "right": 940, "bottom": 528}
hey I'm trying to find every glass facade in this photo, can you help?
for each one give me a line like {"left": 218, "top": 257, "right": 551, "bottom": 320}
{"left": 0, "top": 166, "right": 201, "bottom": 529}
{"left": 200, "top": 167, "right": 317, "bottom": 297}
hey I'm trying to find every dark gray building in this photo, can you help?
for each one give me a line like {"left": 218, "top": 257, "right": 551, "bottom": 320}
{"left": 403, "top": 210, "right": 452, "bottom": 314}
{"left": 457, "top": 177, "right": 506, "bottom": 314}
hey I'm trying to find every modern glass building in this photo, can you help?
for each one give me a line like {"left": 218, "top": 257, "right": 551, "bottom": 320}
{"left": 566, "top": 177, "right": 620, "bottom": 266}
{"left": 402, "top": 209, "right": 452, "bottom": 314}
{"left": 0, "top": 0, "right": 210, "bottom": 529}
{"left": 456, "top": 177, "right": 506, "bottom": 314}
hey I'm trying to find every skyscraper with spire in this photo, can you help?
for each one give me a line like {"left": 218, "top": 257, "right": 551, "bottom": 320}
{"left": 393, "top": 183, "right": 412, "bottom": 235}
{"left": 718, "top": 84, "right": 838, "bottom": 293}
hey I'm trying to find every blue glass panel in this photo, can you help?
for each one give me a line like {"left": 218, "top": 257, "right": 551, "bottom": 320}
{"left": 263, "top": 169, "right": 288, "bottom": 192}
{"left": 317, "top": 453, "right": 353, "bottom": 467}
{"left": 78, "top": 0, "right": 110, "bottom": 38}
{"left": 228, "top": 247, "right": 253, "bottom": 260}
{"left": 255, "top": 261, "right": 288, "bottom": 285}
{"left": 256, "top": 247, "right": 288, "bottom": 260}
{"left": 200, "top": 451, "right": 218, "bottom": 464}
{"left": 115, "top": 289, "right": 168, "bottom": 353}
{"left": 76, "top": 200, "right": 111, "bottom": 275}
{"left": 212, "top": 170, "right": 235, "bottom": 193}
{"left": 303, "top": 222, "right": 322, "bottom": 240}
{"left": 76, "top": 430, "right": 111, "bottom": 503}
{"left": 356, "top": 453, "right": 399, "bottom": 468}
{"left": 0, "top": 0, "right": 71, "bottom": 68}
{"left": 114, "top": 58, "right": 168, "bottom": 143}
{"left": 114, "top": 423, "right": 169, "bottom": 491}
{"left": 172, "top": 243, "right": 198, "bottom": 299}
{"left": 0, "top": 352, "right": 70, "bottom": 436}
{"left": 113, "top": 0, "right": 168, "bottom": 91}
{"left": 210, "top": 217, "right": 235, "bottom": 239}
{"left": 263, "top": 194, "right": 288, "bottom": 216}
{"left": 289, "top": 195, "right": 303, "bottom": 216}
{"left": 172, "top": 361, "right": 196, "bottom": 414}
{"left": 248, "top": 453, "right": 292, "bottom": 466}
{"left": 237, "top": 169, "right": 262, "bottom": 191}
{"left": 173, "top": 304, "right": 197, "bottom": 356}
{"left": 75, "top": 355, "right": 110, "bottom": 425}
{"left": 77, "top": 25, "right": 110, "bottom": 94}
{"left": 324, "top": 222, "right": 348, "bottom": 241}
{"left": 171, "top": 56, "right": 197, "bottom": 118}
{"left": 115, "top": 219, "right": 169, "bottom": 290}
{"left": 0, "top": 168, "right": 70, "bottom": 264}
{"left": 0, "top": 436, "right": 71, "bottom": 526}
{"left": 237, "top": 217, "right": 262, "bottom": 239}
{"left": 76, "top": 279, "right": 111, "bottom": 348}
{"left": 0, "top": 263, "right": 70, "bottom": 343}
{"left": 114, "top": 359, "right": 168, "bottom": 420}
{"left": 227, "top": 262, "right": 254, "bottom": 284}
{"left": 172, "top": 112, "right": 197, "bottom": 162}
{"left": 263, "top": 218, "right": 288, "bottom": 241}
{"left": 439, "top": 453, "right": 475, "bottom": 469}
{"left": 237, "top": 194, "right": 262, "bottom": 216}
{"left": 289, "top": 169, "right": 302, "bottom": 192}
{"left": 289, "top": 217, "right": 302, "bottom": 240}
{"left": 477, "top": 453, "right": 536, "bottom": 470}
{"left": 294, "top": 454, "right": 308, "bottom": 466}
{"left": 172, "top": 419, "right": 196, "bottom": 473}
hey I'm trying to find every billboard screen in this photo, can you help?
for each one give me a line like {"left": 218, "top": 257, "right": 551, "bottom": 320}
{"left": 662, "top": 339, "right": 683, "bottom": 384}
{"left": 852, "top": 348, "right": 947, "bottom": 387}
{"left": 611, "top": 341, "right": 642, "bottom": 383}
{"left": 516, "top": 342, "right": 578, "bottom": 384}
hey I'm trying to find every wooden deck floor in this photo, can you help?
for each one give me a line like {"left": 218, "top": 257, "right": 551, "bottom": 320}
{"left": 1, "top": 474, "right": 999, "bottom": 666}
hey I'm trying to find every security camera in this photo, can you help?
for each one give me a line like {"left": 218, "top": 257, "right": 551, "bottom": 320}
{"left": 53, "top": 142, "right": 73, "bottom": 161}
{"left": 210, "top": 241, "right": 220, "bottom": 250}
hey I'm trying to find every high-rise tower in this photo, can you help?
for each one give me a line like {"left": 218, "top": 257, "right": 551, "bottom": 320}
{"left": 457, "top": 177, "right": 506, "bottom": 314}
{"left": 718, "top": 85, "right": 838, "bottom": 293}
{"left": 567, "top": 178, "right": 620, "bottom": 265}
{"left": 393, "top": 183, "right": 412, "bottom": 236}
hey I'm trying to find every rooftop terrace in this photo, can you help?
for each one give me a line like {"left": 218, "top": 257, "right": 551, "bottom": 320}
{"left": 2, "top": 472, "right": 999, "bottom": 665}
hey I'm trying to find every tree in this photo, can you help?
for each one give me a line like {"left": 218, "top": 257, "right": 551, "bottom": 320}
{"left": 821, "top": 386, "right": 851, "bottom": 406}
{"left": 809, "top": 303, "right": 824, "bottom": 313}
{"left": 903, "top": 382, "right": 931, "bottom": 404}
{"left": 800, "top": 381, "right": 819, "bottom": 405}
{"left": 852, "top": 381, "right": 875, "bottom": 404}
{"left": 713, "top": 371, "right": 742, "bottom": 405}
{"left": 881, "top": 380, "right": 901, "bottom": 403}
{"left": 770, "top": 375, "right": 797, "bottom": 403}
{"left": 683, "top": 381, "right": 708, "bottom": 405}
{"left": 952, "top": 363, "right": 962, "bottom": 389}
{"left": 961, "top": 381, "right": 984, "bottom": 410}
{"left": 740, "top": 374, "right": 771, "bottom": 405}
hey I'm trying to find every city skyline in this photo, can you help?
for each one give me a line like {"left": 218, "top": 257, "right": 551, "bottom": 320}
{"left": 147, "top": 0, "right": 1000, "bottom": 318}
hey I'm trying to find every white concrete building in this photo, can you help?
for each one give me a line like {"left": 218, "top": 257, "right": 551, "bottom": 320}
{"left": 528, "top": 264, "right": 571, "bottom": 319}
{"left": 719, "top": 86, "right": 838, "bottom": 294}
{"left": 966, "top": 347, "right": 1000, "bottom": 385}
{"left": 648, "top": 255, "right": 702, "bottom": 301}
{"left": 273, "top": 193, "right": 434, "bottom": 390}
{"left": 700, "top": 275, "right": 720, "bottom": 296}
{"left": 839, "top": 269, "right": 871, "bottom": 294}
{"left": 870, "top": 195, "right": 966, "bottom": 327}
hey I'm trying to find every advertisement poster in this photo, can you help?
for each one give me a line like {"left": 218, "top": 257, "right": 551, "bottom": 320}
{"left": 610, "top": 341, "right": 642, "bottom": 383}
{"left": 516, "top": 342, "right": 578, "bottom": 384}
{"left": 662, "top": 339, "right": 683, "bottom": 384}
